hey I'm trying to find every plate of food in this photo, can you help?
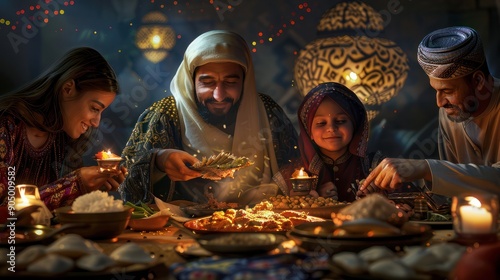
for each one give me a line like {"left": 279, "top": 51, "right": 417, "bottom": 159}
{"left": 287, "top": 194, "right": 433, "bottom": 253}
{"left": 409, "top": 212, "right": 453, "bottom": 229}
{"left": 264, "top": 194, "right": 349, "bottom": 219}
{"left": 179, "top": 194, "right": 241, "bottom": 218}
{"left": 288, "top": 221, "right": 433, "bottom": 254}
{"left": 180, "top": 204, "right": 240, "bottom": 218}
{"left": 190, "top": 151, "right": 253, "bottom": 181}
{"left": 183, "top": 201, "right": 324, "bottom": 234}
{"left": 196, "top": 233, "right": 287, "bottom": 255}
{"left": 291, "top": 220, "right": 431, "bottom": 240}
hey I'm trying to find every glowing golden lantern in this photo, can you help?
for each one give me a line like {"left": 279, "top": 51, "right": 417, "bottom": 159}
{"left": 135, "top": 11, "right": 176, "bottom": 63}
{"left": 294, "top": 1, "right": 409, "bottom": 120}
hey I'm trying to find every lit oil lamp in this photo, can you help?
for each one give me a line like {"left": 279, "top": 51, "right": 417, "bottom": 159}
{"left": 95, "top": 149, "right": 123, "bottom": 173}
{"left": 290, "top": 168, "right": 317, "bottom": 195}
{"left": 452, "top": 193, "right": 498, "bottom": 244}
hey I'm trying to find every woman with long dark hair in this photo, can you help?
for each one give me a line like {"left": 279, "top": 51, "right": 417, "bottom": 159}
{"left": 0, "top": 47, "right": 125, "bottom": 211}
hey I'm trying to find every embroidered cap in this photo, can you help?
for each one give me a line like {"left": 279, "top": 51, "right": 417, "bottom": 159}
{"left": 417, "top": 26, "right": 485, "bottom": 79}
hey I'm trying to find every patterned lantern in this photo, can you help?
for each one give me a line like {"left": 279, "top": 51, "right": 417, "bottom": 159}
{"left": 135, "top": 11, "right": 176, "bottom": 63}
{"left": 294, "top": 1, "right": 409, "bottom": 120}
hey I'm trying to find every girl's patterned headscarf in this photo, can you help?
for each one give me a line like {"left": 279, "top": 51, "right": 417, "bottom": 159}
{"left": 298, "top": 82, "right": 369, "bottom": 181}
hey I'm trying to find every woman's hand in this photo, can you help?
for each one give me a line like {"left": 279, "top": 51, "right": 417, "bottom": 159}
{"left": 104, "top": 165, "right": 128, "bottom": 191}
{"left": 156, "top": 149, "right": 202, "bottom": 181}
{"left": 78, "top": 166, "right": 125, "bottom": 192}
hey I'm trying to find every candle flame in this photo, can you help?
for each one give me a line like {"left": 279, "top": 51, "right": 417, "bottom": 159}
{"left": 17, "top": 187, "right": 31, "bottom": 207}
{"left": 20, "top": 187, "right": 28, "bottom": 202}
{"left": 465, "top": 196, "right": 482, "bottom": 208}
{"left": 296, "top": 167, "right": 310, "bottom": 178}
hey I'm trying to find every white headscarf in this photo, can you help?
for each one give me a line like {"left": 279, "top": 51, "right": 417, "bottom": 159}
{"left": 170, "top": 30, "right": 278, "bottom": 192}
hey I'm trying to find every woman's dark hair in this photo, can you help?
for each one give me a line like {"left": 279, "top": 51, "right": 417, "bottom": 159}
{"left": 0, "top": 47, "right": 120, "bottom": 175}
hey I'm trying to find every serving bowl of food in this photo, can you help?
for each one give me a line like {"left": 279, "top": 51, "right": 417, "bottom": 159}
{"left": 128, "top": 214, "right": 170, "bottom": 231}
{"left": 54, "top": 191, "right": 133, "bottom": 239}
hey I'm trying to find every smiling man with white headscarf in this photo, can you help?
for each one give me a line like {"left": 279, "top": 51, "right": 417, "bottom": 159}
{"left": 119, "top": 30, "right": 299, "bottom": 204}
{"left": 360, "top": 26, "right": 500, "bottom": 197}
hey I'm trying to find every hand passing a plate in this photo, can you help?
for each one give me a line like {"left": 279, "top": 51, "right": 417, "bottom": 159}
{"left": 155, "top": 149, "right": 202, "bottom": 181}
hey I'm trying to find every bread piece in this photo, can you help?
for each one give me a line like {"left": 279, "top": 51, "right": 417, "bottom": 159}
{"left": 26, "top": 254, "right": 74, "bottom": 274}
{"left": 110, "top": 243, "right": 154, "bottom": 265}
{"left": 332, "top": 251, "right": 368, "bottom": 275}
{"left": 76, "top": 252, "right": 116, "bottom": 271}
{"left": 17, "top": 245, "right": 47, "bottom": 270}
{"left": 358, "top": 246, "right": 397, "bottom": 263}
{"left": 400, "top": 246, "right": 440, "bottom": 272}
{"left": 332, "top": 193, "right": 408, "bottom": 227}
{"left": 46, "top": 234, "right": 102, "bottom": 259}
{"left": 368, "top": 259, "right": 416, "bottom": 279}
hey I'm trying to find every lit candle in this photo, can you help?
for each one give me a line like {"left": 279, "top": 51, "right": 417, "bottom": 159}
{"left": 295, "top": 168, "right": 310, "bottom": 179}
{"left": 15, "top": 188, "right": 38, "bottom": 210}
{"left": 459, "top": 196, "right": 493, "bottom": 234}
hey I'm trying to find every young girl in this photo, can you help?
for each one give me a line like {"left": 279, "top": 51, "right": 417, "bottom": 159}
{"left": 0, "top": 47, "right": 125, "bottom": 211}
{"left": 274, "top": 82, "right": 384, "bottom": 202}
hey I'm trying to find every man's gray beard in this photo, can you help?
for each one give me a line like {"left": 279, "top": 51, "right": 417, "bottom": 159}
{"left": 446, "top": 105, "right": 472, "bottom": 123}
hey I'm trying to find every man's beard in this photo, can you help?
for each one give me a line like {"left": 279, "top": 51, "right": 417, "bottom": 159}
{"left": 197, "top": 98, "right": 241, "bottom": 128}
{"left": 444, "top": 104, "right": 473, "bottom": 123}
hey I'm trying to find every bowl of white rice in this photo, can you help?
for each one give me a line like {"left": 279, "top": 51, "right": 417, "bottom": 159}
{"left": 54, "top": 191, "right": 133, "bottom": 239}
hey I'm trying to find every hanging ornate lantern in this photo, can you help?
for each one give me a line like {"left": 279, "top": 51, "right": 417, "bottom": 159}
{"left": 135, "top": 11, "right": 176, "bottom": 64}
{"left": 294, "top": 1, "right": 409, "bottom": 120}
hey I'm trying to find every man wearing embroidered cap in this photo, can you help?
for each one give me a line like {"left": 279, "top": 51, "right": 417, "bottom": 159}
{"left": 360, "top": 26, "right": 500, "bottom": 197}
